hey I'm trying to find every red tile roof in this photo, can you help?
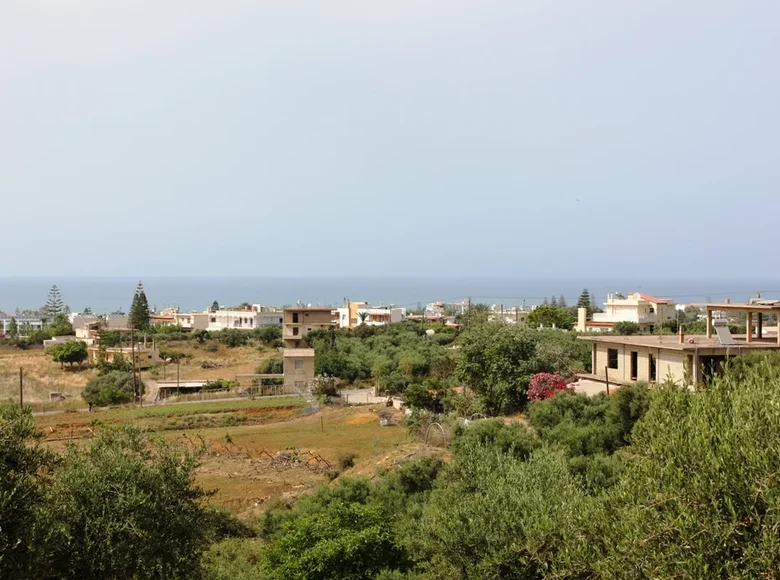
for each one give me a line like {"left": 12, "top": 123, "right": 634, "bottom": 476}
{"left": 639, "top": 293, "right": 669, "bottom": 304}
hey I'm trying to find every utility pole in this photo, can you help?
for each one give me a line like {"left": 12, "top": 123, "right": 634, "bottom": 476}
{"left": 467, "top": 296, "right": 472, "bottom": 328}
{"left": 131, "top": 327, "right": 138, "bottom": 405}
{"left": 19, "top": 367, "right": 23, "bottom": 407}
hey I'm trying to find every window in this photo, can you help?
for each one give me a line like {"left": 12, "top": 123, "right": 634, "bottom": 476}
{"left": 210, "top": 317, "right": 216, "bottom": 323}
{"left": 608, "top": 348, "right": 618, "bottom": 369}
{"left": 294, "top": 359, "right": 303, "bottom": 370}
{"left": 292, "top": 313, "right": 299, "bottom": 323}
{"left": 630, "top": 351, "right": 638, "bottom": 380}
{"left": 292, "top": 327, "right": 299, "bottom": 336}
{"left": 279, "top": 318, "right": 283, "bottom": 324}
{"left": 649, "top": 353, "right": 657, "bottom": 382}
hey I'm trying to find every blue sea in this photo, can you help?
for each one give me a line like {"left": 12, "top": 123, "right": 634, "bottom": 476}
{"left": 2, "top": 277, "right": 780, "bottom": 315}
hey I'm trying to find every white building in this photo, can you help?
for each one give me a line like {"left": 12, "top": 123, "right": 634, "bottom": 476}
{"left": 337, "top": 302, "right": 406, "bottom": 329}
{"left": 0, "top": 314, "right": 47, "bottom": 336}
{"left": 489, "top": 305, "right": 530, "bottom": 325}
{"left": 577, "top": 292, "right": 676, "bottom": 333}
{"left": 166, "top": 305, "right": 283, "bottom": 332}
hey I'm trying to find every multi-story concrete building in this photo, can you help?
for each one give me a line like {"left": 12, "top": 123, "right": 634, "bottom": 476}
{"left": 576, "top": 292, "right": 676, "bottom": 333}
{"left": 282, "top": 306, "right": 335, "bottom": 349}
{"left": 282, "top": 306, "right": 336, "bottom": 395}
{"left": 336, "top": 302, "right": 406, "bottom": 329}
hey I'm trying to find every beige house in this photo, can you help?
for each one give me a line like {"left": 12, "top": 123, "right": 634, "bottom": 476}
{"left": 282, "top": 306, "right": 335, "bottom": 349}
{"left": 582, "top": 300, "right": 780, "bottom": 386}
{"left": 577, "top": 292, "right": 676, "bottom": 333}
{"left": 88, "top": 344, "right": 160, "bottom": 370}
{"left": 282, "top": 348, "right": 316, "bottom": 394}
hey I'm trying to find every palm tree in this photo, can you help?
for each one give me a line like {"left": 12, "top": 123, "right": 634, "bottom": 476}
{"left": 358, "top": 311, "right": 370, "bottom": 325}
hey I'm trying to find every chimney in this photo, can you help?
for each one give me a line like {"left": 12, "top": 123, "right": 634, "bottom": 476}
{"left": 679, "top": 326, "right": 685, "bottom": 344}
{"left": 577, "top": 307, "right": 587, "bottom": 332}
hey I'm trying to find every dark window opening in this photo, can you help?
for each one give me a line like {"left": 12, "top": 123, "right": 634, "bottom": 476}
{"left": 292, "top": 313, "right": 299, "bottom": 323}
{"left": 292, "top": 327, "right": 299, "bottom": 336}
{"left": 649, "top": 353, "right": 657, "bottom": 382}
{"left": 630, "top": 351, "right": 638, "bottom": 380}
{"left": 608, "top": 348, "right": 618, "bottom": 370}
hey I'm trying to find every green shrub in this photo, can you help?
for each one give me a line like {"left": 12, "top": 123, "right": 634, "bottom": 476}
{"left": 256, "top": 357, "right": 283, "bottom": 374}
{"left": 612, "top": 321, "right": 641, "bottom": 335}
{"left": 96, "top": 353, "right": 132, "bottom": 375}
{"left": 83, "top": 371, "right": 145, "bottom": 406}
{"left": 337, "top": 452, "right": 357, "bottom": 471}
{"left": 452, "top": 419, "right": 539, "bottom": 461}
{"left": 0, "top": 405, "right": 54, "bottom": 578}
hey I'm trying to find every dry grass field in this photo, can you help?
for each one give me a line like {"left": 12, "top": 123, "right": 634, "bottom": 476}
{"left": 152, "top": 343, "right": 279, "bottom": 382}
{"left": 7, "top": 339, "right": 429, "bottom": 517}
{"left": 0, "top": 342, "right": 278, "bottom": 408}
{"left": 0, "top": 347, "right": 94, "bottom": 404}
{"left": 34, "top": 400, "right": 419, "bottom": 517}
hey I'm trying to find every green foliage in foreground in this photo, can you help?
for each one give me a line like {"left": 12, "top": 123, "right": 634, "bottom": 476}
{"left": 0, "top": 405, "right": 54, "bottom": 578}
{"left": 0, "top": 412, "right": 249, "bottom": 579}
{"left": 206, "top": 353, "right": 780, "bottom": 578}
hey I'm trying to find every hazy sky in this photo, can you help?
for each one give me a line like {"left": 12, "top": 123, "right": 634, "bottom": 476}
{"left": 1, "top": 1, "right": 778, "bottom": 278}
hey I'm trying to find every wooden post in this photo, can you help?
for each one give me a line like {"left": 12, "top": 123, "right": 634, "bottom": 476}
{"left": 19, "top": 367, "right": 23, "bottom": 407}
{"left": 605, "top": 366, "right": 610, "bottom": 395}
{"left": 320, "top": 416, "right": 324, "bottom": 432}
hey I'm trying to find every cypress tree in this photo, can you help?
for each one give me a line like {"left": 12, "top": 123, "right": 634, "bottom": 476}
{"left": 43, "top": 285, "right": 65, "bottom": 316}
{"left": 550, "top": 296, "right": 559, "bottom": 308}
{"left": 542, "top": 297, "right": 549, "bottom": 306}
{"left": 129, "top": 281, "right": 150, "bottom": 330}
{"left": 558, "top": 295, "right": 567, "bottom": 308}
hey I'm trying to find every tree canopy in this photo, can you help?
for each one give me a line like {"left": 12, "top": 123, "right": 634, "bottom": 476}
{"left": 128, "top": 281, "right": 150, "bottom": 331}
{"left": 6, "top": 317, "right": 18, "bottom": 338}
{"left": 83, "top": 371, "right": 144, "bottom": 406}
{"left": 43, "top": 285, "right": 64, "bottom": 317}
{"left": 525, "top": 305, "right": 574, "bottom": 330}
{"left": 0, "top": 410, "right": 245, "bottom": 579}
{"left": 47, "top": 341, "right": 88, "bottom": 369}
{"left": 49, "top": 313, "right": 74, "bottom": 336}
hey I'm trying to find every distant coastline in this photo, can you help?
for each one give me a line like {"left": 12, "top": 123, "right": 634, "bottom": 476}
{"left": 3, "top": 276, "right": 780, "bottom": 314}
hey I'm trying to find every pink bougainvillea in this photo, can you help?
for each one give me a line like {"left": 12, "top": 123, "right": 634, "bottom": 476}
{"left": 527, "top": 372, "right": 570, "bottom": 402}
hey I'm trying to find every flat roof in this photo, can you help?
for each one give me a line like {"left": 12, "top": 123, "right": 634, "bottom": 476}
{"left": 283, "top": 306, "right": 334, "bottom": 312}
{"left": 704, "top": 303, "right": 780, "bottom": 312}
{"left": 580, "top": 334, "right": 780, "bottom": 351}
{"left": 283, "top": 348, "right": 315, "bottom": 357}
